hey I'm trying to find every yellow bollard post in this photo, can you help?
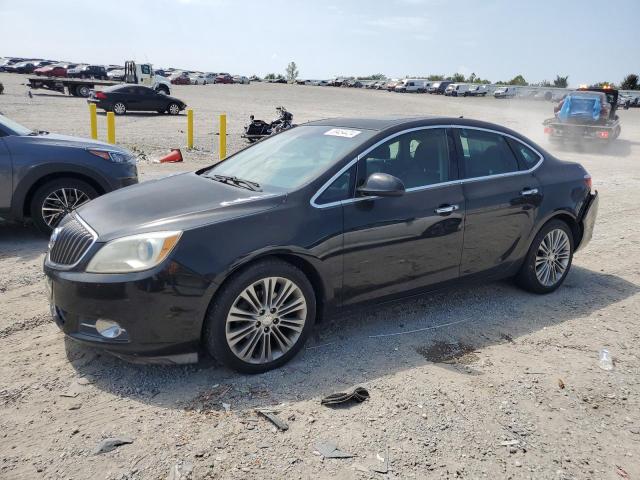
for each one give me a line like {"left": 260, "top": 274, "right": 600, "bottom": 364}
{"left": 106, "top": 112, "right": 116, "bottom": 144}
{"left": 89, "top": 103, "right": 98, "bottom": 140}
{"left": 219, "top": 113, "right": 226, "bottom": 160}
{"left": 187, "top": 109, "right": 194, "bottom": 149}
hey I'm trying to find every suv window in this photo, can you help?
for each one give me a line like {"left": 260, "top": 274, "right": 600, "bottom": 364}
{"left": 316, "top": 167, "right": 355, "bottom": 205}
{"left": 360, "top": 128, "right": 451, "bottom": 189}
{"left": 506, "top": 138, "right": 540, "bottom": 170}
{"left": 456, "top": 128, "right": 519, "bottom": 178}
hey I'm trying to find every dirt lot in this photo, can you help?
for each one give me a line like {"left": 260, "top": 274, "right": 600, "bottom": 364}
{"left": 1, "top": 73, "right": 639, "bottom": 480}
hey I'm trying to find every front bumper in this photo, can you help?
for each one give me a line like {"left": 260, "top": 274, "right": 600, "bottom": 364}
{"left": 45, "top": 260, "right": 212, "bottom": 362}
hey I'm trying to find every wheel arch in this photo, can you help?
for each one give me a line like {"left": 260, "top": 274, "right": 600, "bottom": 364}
{"left": 18, "top": 171, "right": 107, "bottom": 219}
{"left": 199, "top": 251, "right": 330, "bottom": 342}
{"left": 529, "top": 210, "right": 582, "bottom": 253}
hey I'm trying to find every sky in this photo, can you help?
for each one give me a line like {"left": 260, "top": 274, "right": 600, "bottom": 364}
{"left": 1, "top": 0, "right": 638, "bottom": 86}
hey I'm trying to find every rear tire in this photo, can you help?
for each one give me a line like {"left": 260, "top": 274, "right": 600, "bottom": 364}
{"left": 203, "top": 259, "right": 316, "bottom": 373}
{"left": 113, "top": 102, "right": 127, "bottom": 115}
{"left": 30, "top": 178, "right": 99, "bottom": 234}
{"left": 516, "top": 220, "right": 574, "bottom": 294}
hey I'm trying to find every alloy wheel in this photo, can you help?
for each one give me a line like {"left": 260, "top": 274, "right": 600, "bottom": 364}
{"left": 41, "top": 188, "right": 90, "bottom": 227}
{"left": 535, "top": 229, "right": 571, "bottom": 287}
{"left": 113, "top": 102, "right": 126, "bottom": 114}
{"left": 168, "top": 103, "right": 180, "bottom": 115}
{"left": 225, "top": 277, "right": 307, "bottom": 364}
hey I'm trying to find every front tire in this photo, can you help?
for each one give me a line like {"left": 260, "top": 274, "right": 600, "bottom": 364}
{"left": 203, "top": 259, "right": 316, "bottom": 373}
{"left": 516, "top": 220, "right": 574, "bottom": 294}
{"left": 30, "top": 178, "right": 98, "bottom": 234}
{"left": 167, "top": 102, "right": 180, "bottom": 115}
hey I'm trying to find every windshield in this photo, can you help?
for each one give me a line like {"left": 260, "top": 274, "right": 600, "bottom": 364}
{"left": 0, "top": 114, "right": 32, "bottom": 135}
{"left": 203, "top": 125, "right": 375, "bottom": 190}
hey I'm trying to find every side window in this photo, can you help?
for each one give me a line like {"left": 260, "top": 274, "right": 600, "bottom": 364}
{"left": 457, "top": 129, "right": 519, "bottom": 178}
{"left": 506, "top": 138, "right": 540, "bottom": 170}
{"left": 360, "top": 128, "right": 451, "bottom": 189}
{"left": 141, "top": 65, "right": 151, "bottom": 75}
{"left": 316, "top": 167, "right": 354, "bottom": 205}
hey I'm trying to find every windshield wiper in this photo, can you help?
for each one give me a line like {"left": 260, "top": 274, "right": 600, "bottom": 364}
{"left": 209, "top": 174, "right": 261, "bottom": 192}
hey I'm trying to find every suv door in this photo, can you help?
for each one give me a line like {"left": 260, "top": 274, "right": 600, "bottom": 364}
{"left": 0, "top": 133, "right": 12, "bottom": 211}
{"left": 453, "top": 127, "right": 542, "bottom": 277}
{"left": 341, "top": 127, "right": 465, "bottom": 304}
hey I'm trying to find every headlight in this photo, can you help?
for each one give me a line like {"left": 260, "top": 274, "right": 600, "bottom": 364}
{"left": 88, "top": 149, "right": 135, "bottom": 164}
{"left": 86, "top": 231, "right": 182, "bottom": 273}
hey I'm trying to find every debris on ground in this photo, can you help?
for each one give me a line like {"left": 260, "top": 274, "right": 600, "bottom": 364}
{"left": 257, "top": 409, "right": 289, "bottom": 431}
{"left": 93, "top": 437, "right": 134, "bottom": 455}
{"left": 598, "top": 349, "right": 614, "bottom": 370}
{"left": 321, "top": 386, "right": 369, "bottom": 406}
{"left": 168, "top": 460, "right": 194, "bottom": 480}
{"left": 314, "top": 440, "right": 354, "bottom": 459}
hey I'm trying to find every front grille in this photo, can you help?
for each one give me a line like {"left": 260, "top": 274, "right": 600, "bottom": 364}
{"left": 49, "top": 215, "right": 96, "bottom": 267}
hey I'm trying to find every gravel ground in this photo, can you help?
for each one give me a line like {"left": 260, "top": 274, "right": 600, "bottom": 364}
{"left": 1, "top": 73, "right": 639, "bottom": 480}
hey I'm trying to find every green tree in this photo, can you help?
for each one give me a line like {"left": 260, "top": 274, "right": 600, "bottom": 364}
{"left": 285, "top": 61, "right": 299, "bottom": 83}
{"left": 621, "top": 74, "right": 639, "bottom": 90}
{"left": 466, "top": 72, "right": 477, "bottom": 83}
{"left": 592, "top": 81, "right": 616, "bottom": 88}
{"left": 427, "top": 74, "right": 444, "bottom": 81}
{"left": 508, "top": 75, "right": 528, "bottom": 86}
{"left": 553, "top": 75, "right": 569, "bottom": 88}
{"left": 451, "top": 72, "right": 465, "bottom": 83}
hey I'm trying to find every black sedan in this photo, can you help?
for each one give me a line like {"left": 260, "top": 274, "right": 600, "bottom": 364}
{"left": 44, "top": 117, "right": 598, "bottom": 372}
{"left": 88, "top": 85, "right": 186, "bottom": 115}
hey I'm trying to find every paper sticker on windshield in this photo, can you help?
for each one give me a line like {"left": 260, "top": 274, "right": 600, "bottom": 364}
{"left": 324, "top": 128, "right": 361, "bottom": 138}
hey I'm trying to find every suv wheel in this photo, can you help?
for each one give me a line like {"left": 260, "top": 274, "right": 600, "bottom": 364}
{"left": 30, "top": 178, "right": 98, "bottom": 234}
{"left": 516, "top": 220, "right": 574, "bottom": 294}
{"left": 203, "top": 259, "right": 316, "bottom": 373}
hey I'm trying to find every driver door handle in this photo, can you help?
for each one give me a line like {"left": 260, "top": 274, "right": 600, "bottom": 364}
{"left": 435, "top": 204, "right": 459, "bottom": 215}
{"left": 521, "top": 188, "right": 539, "bottom": 196}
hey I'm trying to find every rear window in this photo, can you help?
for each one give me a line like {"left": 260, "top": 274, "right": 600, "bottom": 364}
{"left": 457, "top": 129, "right": 519, "bottom": 178}
{"left": 506, "top": 138, "right": 541, "bottom": 170}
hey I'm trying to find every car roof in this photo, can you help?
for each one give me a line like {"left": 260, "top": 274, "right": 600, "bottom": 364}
{"left": 305, "top": 116, "right": 518, "bottom": 133}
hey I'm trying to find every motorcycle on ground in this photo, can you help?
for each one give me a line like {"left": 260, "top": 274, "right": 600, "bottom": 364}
{"left": 242, "top": 106, "right": 294, "bottom": 142}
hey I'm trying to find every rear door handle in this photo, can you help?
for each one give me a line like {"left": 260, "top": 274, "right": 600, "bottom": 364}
{"left": 435, "top": 204, "right": 459, "bottom": 215}
{"left": 521, "top": 188, "right": 539, "bottom": 196}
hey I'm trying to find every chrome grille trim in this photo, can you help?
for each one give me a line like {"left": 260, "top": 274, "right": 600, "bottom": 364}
{"left": 46, "top": 214, "right": 97, "bottom": 270}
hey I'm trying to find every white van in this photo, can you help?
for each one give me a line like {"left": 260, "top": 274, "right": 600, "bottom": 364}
{"left": 395, "top": 79, "right": 427, "bottom": 93}
{"left": 494, "top": 86, "right": 517, "bottom": 98}
{"left": 444, "top": 83, "right": 470, "bottom": 97}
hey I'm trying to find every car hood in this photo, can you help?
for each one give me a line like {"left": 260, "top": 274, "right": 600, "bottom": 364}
{"left": 76, "top": 172, "right": 286, "bottom": 241}
{"left": 22, "top": 132, "right": 131, "bottom": 153}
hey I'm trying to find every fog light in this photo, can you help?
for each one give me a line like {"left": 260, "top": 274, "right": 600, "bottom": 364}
{"left": 95, "top": 319, "right": 126, "bottom": 339}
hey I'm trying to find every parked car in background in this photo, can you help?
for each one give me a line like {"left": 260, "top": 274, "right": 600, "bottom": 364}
{"left": 88, "top": 85, "right": 186, "bottom": 115}
{"left": 67, "top": 65, "right": 107, "bottom": 80}
{"left": 190, "top": 74, "right": 207, "bottom": 85}
{"left": 203, "top": 73, "right": 217, "bottom": 83}
{"left": 233, "top": 75, "right": 250, "bottom": 84}
{"left": 428, "top": 81, "right": 453, "bottom": 94}
{"left": 249, "top": 75, "right": 262, "bottom": 82}
{"left": 43, "top": 116, "right": 597, "bottom": 372}
{"left": 494, "top": 86, "right": 517, "bottom": 99}
{"left": 5, "top": 61, "right": 39, "bottom": 74}
{"left": 34, "top": 64, "right": 69, "bottom": 77}
{"left": 0, "top": 57, "right": 26, "bottom": 71}
{"left": 395, "top": 79, "right": 428, "bottom": 93}
{"left": 466, "top": 85, "right": 488, "bottom": 97}
{"left": 215, "top": 74, "right": 234, "bottom": 84}
{"left": 0, "top": 113, "right": 138, "bottom": 233}
{"left": 107, "top": 68, "right": 125, "bottom": 81}
{"left": 170, "top": 72, "right": 191, "bottom": 85}
{"left": 445, "top": 83, "right": 470, "bottom": 97}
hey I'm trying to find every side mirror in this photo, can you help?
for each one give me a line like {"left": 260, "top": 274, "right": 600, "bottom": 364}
{"left": 357, "top": 173, "right": 405, "bottom": 197}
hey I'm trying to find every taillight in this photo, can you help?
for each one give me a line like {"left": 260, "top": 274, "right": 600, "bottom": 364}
{"left": 95, "top": 91, "right": 107, "bottom": 100}
{"left": 544, "top": 127, "right": 552, "bottom": 134}
{"left": 584, "top": 174, "right": 592, "bottom": 191}
{"left": 596, "top": 131, "right": 609, "bottom": 139}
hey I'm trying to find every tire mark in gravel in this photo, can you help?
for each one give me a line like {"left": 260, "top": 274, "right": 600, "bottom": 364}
{"left": 0, "top": 313, "right": 51, "bottom": 339}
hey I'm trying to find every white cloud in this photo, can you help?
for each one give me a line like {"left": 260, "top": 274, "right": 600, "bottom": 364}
{"left": 365, "top": 16, "right": 428, "bottom": 30}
